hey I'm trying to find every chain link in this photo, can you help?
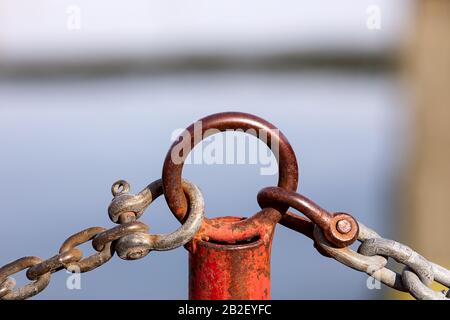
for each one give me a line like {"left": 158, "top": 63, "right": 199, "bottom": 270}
{"left": 0, "top": 277, "right": 16, "bottom": 299}
{"left": 59, "top": 226, "right": 115, "bottom": 273}
{"left": 313, "top": 222, "right": 450, "bottom": 300}
{"left": 1, "top": 178, "right": 448, "bottom": 300}
{"left": 26, "top": 248, "right": 83, "bottom": 280}
{"left": 257, "top": 186, "right": 449, "bottom": 300}
{"left": 0, "top": 179, "right": 204, "bottom": 300}
{"left": 0, "top": 257, "right": 52, "bottom": 300}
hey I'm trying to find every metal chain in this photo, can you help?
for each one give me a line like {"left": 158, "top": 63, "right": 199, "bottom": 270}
{"left": 256, "top": 186, "right": 450, "bottom": 300}
{"left": 313, "top": 222, "right": 450, "bottom": 300}
{"left": 1, "top": 178, "right": 448, "bottom": 300}
{"left": 0, "top": 179, "right": 205, "bottom": 300}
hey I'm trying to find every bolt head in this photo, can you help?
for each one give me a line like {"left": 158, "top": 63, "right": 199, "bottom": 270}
{"left": 336, "top": 219, "right": 352, "bottom": 234}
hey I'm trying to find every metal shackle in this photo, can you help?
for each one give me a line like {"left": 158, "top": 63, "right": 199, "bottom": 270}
{"left": 106, "top": 179, "right": 205, "bottom": 259}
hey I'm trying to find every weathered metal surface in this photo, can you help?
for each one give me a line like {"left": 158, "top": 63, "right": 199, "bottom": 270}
{"left": 59, "top": 227, "right": 114, "bottom": 273}
{"left": 313, "top": 223, "right": 403, "bottom": 291}
{"left": 92, "top": 221, "right": 149, "bottom": 252}
{"left": 0, "top": 178, "right": 205, "bottom": 300}
{"left": 108, "top": 179, "right": 205, "bottom": 259}
{"left": 161, "top": 112, "right": 299, "bottom": 300}
{"left": 402, "top": 267, "right": 450, "bottom": 300}
{"left": 257, "top": 186, "right": 358, "bottom": 248}
{"left": 146, "top": 180, "right": 204, "bottom": 251}
{"left": 0, "top": 257, "right": 51, "bottom": 300}
{"left": 0, "top": 277, "right": 16, "bottom": 298}
{"left": 279, "top": 212, "right": 315, "bottom": 239}
{"left": 162, "top": 112, "right": 299, "bottom": 244}
{"left": 26, "top": 248, "right": 83, "bottom": 280}
{"left": 188, "top": 217, "right": 272, "bottom": 300}
{"left": 359, "top": 236, "right": 450, "bottom": 300}
{"left": 255, "top": 186, "right": 448, "bottom": 298}
{"left": 359, "top": 238, "right": 434, "bottom": 287}
{"left": 108, "top": 179, "right": 161, "bottom": 223}
{"left": 312, "top": 222, "right": 450, "bottom": 298}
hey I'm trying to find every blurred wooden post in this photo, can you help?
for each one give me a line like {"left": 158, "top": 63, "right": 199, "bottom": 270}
{"left": 403, "top": 0, "right": 450, "bottom": 269}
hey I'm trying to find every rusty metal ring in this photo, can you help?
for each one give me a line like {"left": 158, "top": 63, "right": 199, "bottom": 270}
{"left": 26, "top": 248, "right": 83, "bottom": 280}
{"left": 162, "top": 112, "right": 299, "bottom": 244}
{"left": 92, "top": 221, "right": 149, "bottom": 252}
{"left": 0, "top": 277, "right": 16, "bottom": 299}
{"left": 257, "top": 187, "right": 359, "bottom": 248}
{"left": 0, "top": 256, "right": 51, "bottom": 300}
{"left": 59, "top": 227, "right": 114, "bottom": 273}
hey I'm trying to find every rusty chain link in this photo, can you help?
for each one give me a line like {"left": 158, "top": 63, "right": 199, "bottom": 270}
{"left": 0, "top": 257, "right": 52, "bottom": 300}
{"left": 259, "top": 187, "right": 450, "bottom": 300}
{"left": 0, "top": 277, "right": 16, "bottom": 298}
{"left": 0, "top": 179, "right": 205, "bottom": 300}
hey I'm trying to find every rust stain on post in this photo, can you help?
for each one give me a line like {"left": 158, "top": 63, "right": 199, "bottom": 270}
{"left": 188, "top": 217, "right": 272, "bottom": 300}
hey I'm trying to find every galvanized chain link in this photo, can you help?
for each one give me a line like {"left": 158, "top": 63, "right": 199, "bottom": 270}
{"left": 0, "top": 179, "right": 205, "bottom": 300}
{"left": 313, "top": 222, "right": 450, "bottom": 300}
{"left": 257, "top": 186, "right": 450, "bottom": 300}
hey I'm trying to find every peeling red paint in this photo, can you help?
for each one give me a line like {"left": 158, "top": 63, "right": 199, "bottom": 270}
{"left": 189, "top": 217, "right": 272, "bottom": 300}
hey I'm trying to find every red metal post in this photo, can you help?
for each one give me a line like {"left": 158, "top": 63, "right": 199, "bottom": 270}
{"left": 188, "top": 217, "right": 272, "bottom": 300}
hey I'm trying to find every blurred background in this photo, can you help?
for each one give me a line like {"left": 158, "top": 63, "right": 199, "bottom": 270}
{"left": 0, "top": 0, "right": 448, "bottom": 299}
